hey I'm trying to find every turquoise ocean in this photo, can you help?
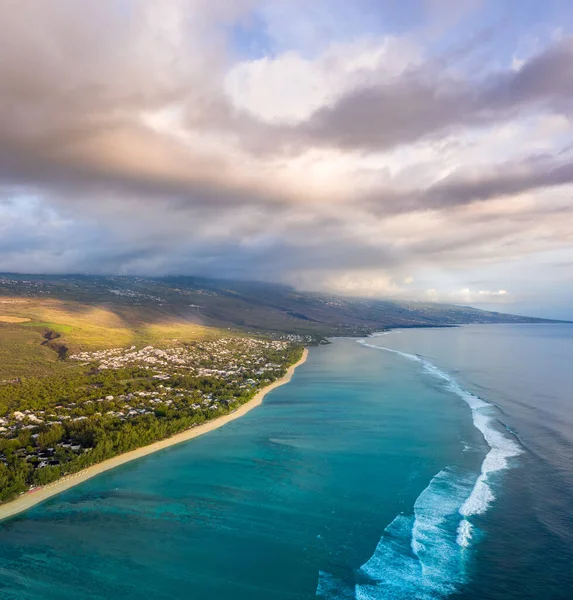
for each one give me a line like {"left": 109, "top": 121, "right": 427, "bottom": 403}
{"left": 1, "top": 324, "right": 572, "bottom": 599}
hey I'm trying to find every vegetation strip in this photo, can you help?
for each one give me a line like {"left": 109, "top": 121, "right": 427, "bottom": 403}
{"left": 0, "top": 349, "right": 307, "bottom": 522}
{"left": 0, "top": 339, "right": 304, "bottom": 507}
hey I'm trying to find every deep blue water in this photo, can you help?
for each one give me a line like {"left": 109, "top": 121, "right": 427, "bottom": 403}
{"left": 0, "top": 324, "right": 572, "bottom": 599}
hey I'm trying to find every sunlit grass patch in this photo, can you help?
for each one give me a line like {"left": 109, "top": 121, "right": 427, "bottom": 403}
{"left": 22, "top": 321, "right": 73, "bottom": 333}
{"left": 0, "top": 325, "right": 72, "bottom": 379}
{"left": 0, "top": 296, "right": 234, "bottom": 378}
{"left": 137, "top": 322, "right": 226, "bottom": 346}
{"left": 0, "top": 316, "right": 31, "bottom": 323}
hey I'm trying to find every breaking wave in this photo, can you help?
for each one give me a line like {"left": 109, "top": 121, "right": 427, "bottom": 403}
{"left": 316, "top": 340, "right": 522, "bottom": 599}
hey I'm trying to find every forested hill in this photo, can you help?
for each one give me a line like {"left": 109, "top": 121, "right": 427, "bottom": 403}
{"left": 0, "top": 273, "right": 565, "bottom": 339}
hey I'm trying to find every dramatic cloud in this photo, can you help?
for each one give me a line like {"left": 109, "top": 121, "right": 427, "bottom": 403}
{"left": 363, "top": 154, "right": 573, "bottom": 215}
{"left": 299, "top": 37, "right": 573, "bottom": 152}
{"left": 0, "top": 0, "right": 572, "bottom": 317}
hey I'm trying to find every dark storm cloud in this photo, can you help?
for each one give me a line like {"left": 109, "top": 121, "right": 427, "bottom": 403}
{"left": 424, "top": 158, "right": 573, "bottom": 207}
{"left": 298, "top": 38, "right": 573, "bottom": 152}
{"left": 361, "top": 155, "right": 573, "bottom": 215}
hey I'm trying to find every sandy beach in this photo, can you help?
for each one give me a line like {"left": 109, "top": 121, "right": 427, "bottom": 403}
{"left": 0, "top": 348, "right": 308, "bottom": 523}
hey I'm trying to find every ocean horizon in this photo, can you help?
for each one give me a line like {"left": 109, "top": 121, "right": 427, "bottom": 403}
{"left": 1, "top": 324, "right": 572, "bottom": 599}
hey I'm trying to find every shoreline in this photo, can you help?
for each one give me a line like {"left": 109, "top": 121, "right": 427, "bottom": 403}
{"left": 0, "top": 348, "right": 308, "bottom": 523}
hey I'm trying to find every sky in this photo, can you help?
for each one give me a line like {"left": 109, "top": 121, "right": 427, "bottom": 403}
{"left": 0, "top": 0, "right": 572, "bottom": 319}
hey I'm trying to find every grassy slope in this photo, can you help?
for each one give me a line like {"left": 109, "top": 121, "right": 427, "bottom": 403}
{"left": 0, "top": 296, "right": 229, "bottom": 379}
{"left": 0, "top": 325, "right": 67, "bottom": 379}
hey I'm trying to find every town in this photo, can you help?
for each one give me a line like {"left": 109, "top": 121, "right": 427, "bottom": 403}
{"left": 0, "top": 338, "right": 303, "bottom": 502}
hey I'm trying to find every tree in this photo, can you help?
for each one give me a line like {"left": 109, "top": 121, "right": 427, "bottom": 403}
{"left": 38, "top": 424, "right": 65, "bottom": 448}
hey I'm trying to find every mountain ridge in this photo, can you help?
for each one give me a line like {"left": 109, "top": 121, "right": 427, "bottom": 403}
{"left": 0, "top": 273, "right": 567, "bottom": 342}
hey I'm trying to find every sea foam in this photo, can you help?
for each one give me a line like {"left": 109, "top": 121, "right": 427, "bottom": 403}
{"left": 340, "top": 468, "right": 474, "bottom": 600}
{"left": 358, "top": 340, "right": 522, "bottom": 537}
{"left": 316, "top": 340, "right": 522, "bottom": 598}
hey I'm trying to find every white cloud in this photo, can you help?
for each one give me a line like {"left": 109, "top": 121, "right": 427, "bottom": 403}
{"left": 224, "top": 36, "right": 421, "bottom": 123}
{"left": 478, "top": 289, "right": 508, "bottom": 296}
{"left": 290, "top": 271, "right": 404, "bottom": 297}
{"left": 449, "top": 288, "right": 513, "bottom": 304}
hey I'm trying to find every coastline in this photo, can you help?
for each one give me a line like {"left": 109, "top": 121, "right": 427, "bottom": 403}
{"left": 0, "top": 348, "right": 308, "bottom": 523}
